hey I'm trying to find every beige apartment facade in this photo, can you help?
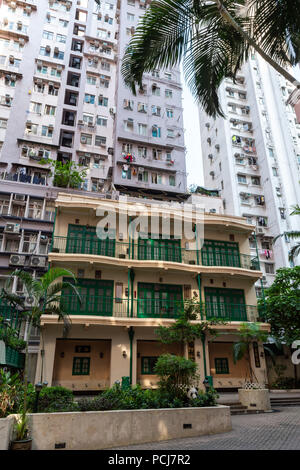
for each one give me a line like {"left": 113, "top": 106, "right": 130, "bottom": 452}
{"left": 35, "top": 193, "right": 269, "bottom": 392}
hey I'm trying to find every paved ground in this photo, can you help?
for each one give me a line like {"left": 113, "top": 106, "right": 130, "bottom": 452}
{"left": 112, "top": 407, "right": 300, "bottom": 450}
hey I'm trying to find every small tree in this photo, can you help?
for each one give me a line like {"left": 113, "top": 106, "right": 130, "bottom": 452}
{"left": 233, "top": 323, "right": 269, "bottom": 384}
{"left": 154, "top": 354, "right": 198, "bottom": 399}
{"left": 43, "top": 159, "right": 87, "bottom": 189}
{"left": 258, "top": 266, "right": 300, "bottom": 386}
{"left": 155, "top": 298, "right": 226, "bottom": 389}
{"left": 259, "top": 266, "right": 300, "bottom": 345}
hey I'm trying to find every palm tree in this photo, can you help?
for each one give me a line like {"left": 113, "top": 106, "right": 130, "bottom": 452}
{"left": 233, "top": 322, "right": 271, "bottom": 384}
{"left": 273, "top": 205, "right": 300, "bottom": 262}
{"left": 0, "top": 267, "right": 81, "bottom": 436}
{"left": 121, "top": 0, "right": 300, "bottom": 117}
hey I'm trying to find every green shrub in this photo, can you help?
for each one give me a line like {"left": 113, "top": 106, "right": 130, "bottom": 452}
{"left": 271, "top": 377, "right": 296, "bottom": 390}
{"left": 77, "top": 383, "right": 218, "bottom": 412}
{"left": 37, "top": 386, "right": 75, "bottom": 412}
{"left": 154, "top": 354, "right": 198, "bottom": 399}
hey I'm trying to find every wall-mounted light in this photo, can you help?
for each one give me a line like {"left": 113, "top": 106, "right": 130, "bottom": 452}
{"left": 60, "top": 352, "right": 65, "bottom": 358}
{"left": 122, "top": 350, "right": 127, "bottom": 358}
{"left": 99, "top": 352, "right": 104, "bottom": 358}
{"left": 196, "top": 351, "right": 201, "bottom": 358}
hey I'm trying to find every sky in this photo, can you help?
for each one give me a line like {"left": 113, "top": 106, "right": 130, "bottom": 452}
{"left": 182, "top": 80, "right": 204, "bottom": 189}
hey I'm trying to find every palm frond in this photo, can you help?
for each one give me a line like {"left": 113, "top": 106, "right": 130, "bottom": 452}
{"left": 45, "top": 281, "right": 81, "bottom": 306}
{"left": 122, "top": 0, "right": 250, "bottom": 117}
{"left": 289, "top": 243, "right": 300, "bottom": 263}
{"left": 250, "top": 0, "right": 300, "bottom": 66}
{"left": 40, "top": 267, "right": 76, "bottom": 291}
{"left": 43, "top": 305, "right": 71, "bottom": 338}
{"left": 233, "top": 341, "right": 247, "bottom": 363}
{"left": 273, "top": 231, "right": 300, "bottom": 244}
{"left": 290, "top": 204, "right": 300, "bottom": 216}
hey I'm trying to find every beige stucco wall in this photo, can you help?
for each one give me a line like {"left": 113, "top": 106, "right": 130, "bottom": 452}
{"left": 26, "top": 406, "right": 231, "bottom": 450}
{"left": 52, "top": 339, "right": 111, "bottom": 390}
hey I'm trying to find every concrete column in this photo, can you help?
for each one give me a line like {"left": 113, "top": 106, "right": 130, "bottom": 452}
{"left": 110, "top": 328, "right": 130, "bottom": 386}
{"left": 194, "top": 338, "right": 205, "bottom": 391}
{"left": 131, "top": 334, "right": 137, "bottom": 385}
{"left": 35, "top": 325, "right": 57, "bottom": 385}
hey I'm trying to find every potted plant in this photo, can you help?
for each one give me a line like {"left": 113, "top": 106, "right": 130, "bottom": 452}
{"left": 10, "top": 410, "right": 32, "bottom": 450}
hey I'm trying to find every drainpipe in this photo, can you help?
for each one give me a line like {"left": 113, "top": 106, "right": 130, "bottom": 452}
{"left": 48, "top": 207, "right": 57, "bottom": 270}
{"left": 253, "top": 231, "right": 266, "bottom": 317}
{"left": 130, "top": 269, "right": 135, "bottom": 318}
{"left": 197, "top": 272, "right": 208, "bottom": 379}
{"left": 197, "top": 273, "right": 203, "bottom": 320}
{"left": 128, "top": 326, "right": 134, "bottom": 385}
{"left": 202, "top": 336, "right": 207, "bottom": 378}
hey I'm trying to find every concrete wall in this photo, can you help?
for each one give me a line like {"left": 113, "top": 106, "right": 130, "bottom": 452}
{"left": 0, "top": 415, "right": 15, "bottom": 451}
{"left": 9, "top": 406, "right": 231, "bottom": 450}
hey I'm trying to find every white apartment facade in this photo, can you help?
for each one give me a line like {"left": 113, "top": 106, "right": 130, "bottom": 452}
{"left": 199, "top": 52, "right": 300, "bottom": 293}
{"left": 0, "top": 0, "right": 187, "bottom": 376}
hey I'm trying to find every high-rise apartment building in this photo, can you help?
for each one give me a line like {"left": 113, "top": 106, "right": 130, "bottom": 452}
{"left": 0, "top": 0, "right": 187, "bottom": 375}
{"left": 113, "top": 0, "right": 187, "bottom": 199}
{"left": 199, "top": 53, "right": 300, "bottom": 294}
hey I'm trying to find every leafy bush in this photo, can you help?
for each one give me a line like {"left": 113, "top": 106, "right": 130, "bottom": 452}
{"left": 77, "top": 383, "right": 218, "bottom": 412}
{"left": 0, "top": 369, "right": 22, "bottom": 417}
{"left": 271, "top": 377, "right": 296, "bottom": 390}
{"left": 35, "top": 386, "right": 75, "bottom": 412}
{"left": 154, "top": 354, "right": 198, "bottom": 399}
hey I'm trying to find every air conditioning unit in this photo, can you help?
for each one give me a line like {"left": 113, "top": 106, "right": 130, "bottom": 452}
{"left": 9, "top": 255, "right": 26, "bottom": 266}
{"left": 257, "top": 227, "right": 265, "bottom": 234}
{"left": 14, "top": 194, "right": 26, "bottom": 201}
{"left": 4, "top": 223, "right": 20, "bottom": 234}
{"left": 107, "top": 147, "right": 114, "bottom": 155}
{"left": 25, "top": 296, "right": 35, "bottom": 306}
{"left": 109, "top": 107, "right": 116, "bottom": 114}
{"left": 209, "top": 209, "right": 217, "bottom": 214}
{"left": 30, "top": 256, "right": 47, "bottom": 267}
{"left": 10, "top": 1, "right": 17, "bottom": 9}
{"left": 81, "top": 136, "right": 87, "bottom": 144}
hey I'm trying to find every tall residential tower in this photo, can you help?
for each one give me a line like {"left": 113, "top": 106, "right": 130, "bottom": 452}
{"left": 199, "top": 53, "right": 300, "bottom": 294}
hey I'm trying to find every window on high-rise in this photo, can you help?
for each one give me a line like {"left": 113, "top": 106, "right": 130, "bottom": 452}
{"left": 44, "top": 105, "right": 56, "bottom": 116}
{"left": 84, "top": 93, "right": 95, "bottom": 104}
{"left": 127, "top": 13, "right": 135, "bottom": 21}
{"left": 43, "top": 30, "right": 54, "bottom": 40}
{"left": 165, "top": 89, "right": 173, "bottom": 98}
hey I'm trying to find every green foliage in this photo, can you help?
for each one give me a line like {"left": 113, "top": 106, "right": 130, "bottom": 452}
{"left": 36, "top": 386, "right": 76, "bottom": 412}
{"left": 77, "top": 383, "right": 218, "bottom": 411}
{"left": 154, "top": 354, "right": 198, "bottom": 399}
{"left": 155, "top": 298, "right": 224, "bottom": 345}
{"left": 46, "top": 159, "right": 87, "bottom": 189}
{"left": 0, "top": 369, "right": 22, "bottom": 418}
{"left": 258, "top": 266, "right": 300, "bottom": 345}
{"left": 271, "top": 377, "right": 296, "bottom": 390}
{"left": 0, "top": 326, "right": 26, "bottom": 351}
{"left": 121, "top": 0, "right": 300, "bottom": 118}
